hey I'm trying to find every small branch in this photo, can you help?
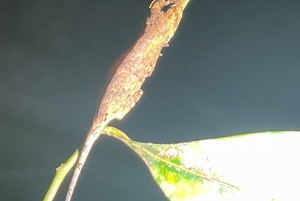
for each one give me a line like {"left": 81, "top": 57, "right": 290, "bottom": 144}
{"left": 43, "top": 150, "right": 78, "bottom": 201}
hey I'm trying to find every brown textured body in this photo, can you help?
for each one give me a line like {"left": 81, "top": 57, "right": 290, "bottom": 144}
{"left": 66, "top": 1, "right": 188, "bottom": 200}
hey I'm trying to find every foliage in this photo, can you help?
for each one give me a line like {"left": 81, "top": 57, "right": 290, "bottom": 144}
{"left": 104, "top": 127, "right": 300, "bottom": 201}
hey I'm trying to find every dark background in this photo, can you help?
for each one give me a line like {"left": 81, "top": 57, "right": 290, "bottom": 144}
{"left": 1, "top": 0, "right": 299, "bottom": 200}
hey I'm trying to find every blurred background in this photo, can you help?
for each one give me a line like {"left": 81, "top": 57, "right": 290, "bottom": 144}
{"left": 1, "top": 0, "right": 300, "bottom": 200}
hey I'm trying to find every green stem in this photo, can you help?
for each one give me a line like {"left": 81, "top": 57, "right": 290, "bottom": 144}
{"left": 44, "top": 150, "right": 78, "bottom": 201}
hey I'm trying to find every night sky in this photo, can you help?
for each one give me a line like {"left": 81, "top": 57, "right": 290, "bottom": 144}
{"left": 1, "top": 0, "right": 300, "bottom": 200}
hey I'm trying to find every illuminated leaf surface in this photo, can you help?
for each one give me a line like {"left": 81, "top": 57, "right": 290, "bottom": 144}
{"left": 103, "top": 127, "right": 300, "bottom": 201}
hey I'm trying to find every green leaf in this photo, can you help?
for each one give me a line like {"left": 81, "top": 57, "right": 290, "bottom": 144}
{"left": 103, "top": 127, "right": 300, "bottom": 201}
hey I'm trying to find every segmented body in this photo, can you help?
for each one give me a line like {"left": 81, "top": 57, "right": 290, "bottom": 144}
{"left": 66, "top": 1, "right": 186, "bottom": 200}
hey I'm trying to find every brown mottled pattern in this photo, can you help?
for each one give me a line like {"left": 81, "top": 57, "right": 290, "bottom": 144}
{"left": 65, "top": 0, "right": 189, "bottom": 200}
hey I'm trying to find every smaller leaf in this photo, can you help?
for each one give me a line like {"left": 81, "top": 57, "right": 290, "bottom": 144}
{"left": 103, "top": 127, "right": 300, "bottom": 201}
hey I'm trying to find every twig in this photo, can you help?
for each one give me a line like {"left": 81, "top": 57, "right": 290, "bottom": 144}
{"left": 43, "top": 150, "right": 78, "bottom": 201}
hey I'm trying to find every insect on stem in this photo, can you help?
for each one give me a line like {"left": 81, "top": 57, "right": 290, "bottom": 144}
{"left": 65, "top": 0, "right": 189, "bottom": 200}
